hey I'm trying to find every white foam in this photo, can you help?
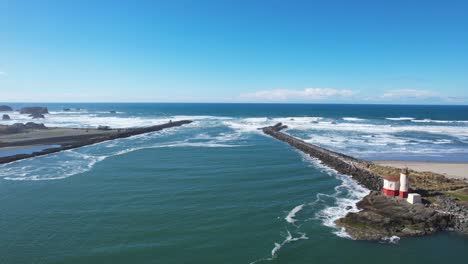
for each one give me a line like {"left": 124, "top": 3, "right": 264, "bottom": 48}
{"left": 271, "top": 230, "right": 308, "bottom": 258}
{"left": 343, "top": 117, "right": 366, "bottom": 121}
{"left": 386, "top": 117, "right": 415, "bottom": 121}
{"left": 285, "top": 204, "right": 304, "bottom": 224}
{"left": 381, "top": 236, "right": 400, "bottom": 244}
{"left": 299, "top": 154, "right": 370, "bottom": 238}
{"left": 411, "top": 119, "right": 468, "bottom": 124}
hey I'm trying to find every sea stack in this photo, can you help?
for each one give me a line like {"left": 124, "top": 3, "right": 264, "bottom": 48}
{"left": 20, "top": 107, "right": 49, "bottom": 115}
{"left": 0, "top": 105, "right": 13, "bottom": 111}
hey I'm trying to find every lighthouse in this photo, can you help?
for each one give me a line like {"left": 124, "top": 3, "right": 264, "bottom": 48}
{"left": 382, "top": 175, "right": 400, "bottom": 197}
{"left": 399, "top": 168, "right": 409, "bottom": 198}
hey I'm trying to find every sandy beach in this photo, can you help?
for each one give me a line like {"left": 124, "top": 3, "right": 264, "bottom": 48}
{"left": 374, "top": 160, "right": 468, "bottom": 180}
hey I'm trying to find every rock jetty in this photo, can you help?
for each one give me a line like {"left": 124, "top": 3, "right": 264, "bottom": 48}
{"left": 261, "top": 123, "right": 467, "bottom": 240}
{"left": 262, "top": 123, "right": 382, "bottom": 191}
{"left": 0, "top": 120, "right": 193, "bottom": 164}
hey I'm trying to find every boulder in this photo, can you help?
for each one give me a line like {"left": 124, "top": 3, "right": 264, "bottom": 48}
{"left": 63, "top": 108, "right": 71, "bottom": 111}
{"left": 19, "top": 107, "right": 49, "bottom": 115}
{"left": 24, "top": 122, "right": 47, "bottom": 129}
{"left": 98, "top": 125, "right": 111, "bottom": 130}
{"left": 109, "top": 110, "right": 117, "bottom": 114}
{"left": 2, "top": 114, "right": 10, "bottom": 120}
{"left": 0, "top": 105, "right": 13, "bottom": 111}
{"left": 30, "top": 113, "right": 45, "bottom": 119}
{"left": 4, "top": 123, "right": 26, "bottom": 133}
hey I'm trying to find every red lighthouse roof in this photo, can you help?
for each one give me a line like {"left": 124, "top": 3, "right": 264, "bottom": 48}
{"left": 383, "top": 174, "right": 400, "bottom": 181}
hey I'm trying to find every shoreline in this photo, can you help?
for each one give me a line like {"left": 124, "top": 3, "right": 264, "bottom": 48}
{"left": 0, "top": 120, "right": 193, "bottom": 165}
{"left": 373, "top": 160, "right": 468, "bottom": 180}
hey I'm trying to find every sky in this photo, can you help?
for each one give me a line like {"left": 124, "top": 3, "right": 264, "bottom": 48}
{"left": 0, "top": 0, "right": 467, "bottom": 104}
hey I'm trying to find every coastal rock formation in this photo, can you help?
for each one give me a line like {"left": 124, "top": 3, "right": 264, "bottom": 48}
{"left": 30, "top": 113, "right": 45, "bottom": 119}
{"left": 1, "top": 122, "right": 47, "bottom": 134}
{"left": 24, "top": 122, "right": 47, "bottom": 129}
{"left": 109, "top": 110, "right": 116, "bottom": 114}
{"left": 0, "top": 105, "right": 13, "bottom": 111}
{"left": 335, "top": 192, "right": 452, "bottom": 240}
{"left": 3, "top": 123, "right": 27, "bottom": 134}
{"left": 262, "top": 124, "right": 382, "bottom": 191}
{"left": 19, "top": 107, "right": 49, "bottom": 115}
{"left": 433, "top": 195, "right": 468, "bottom": 234}
{"left": 2, "top": 114, "right": 10, "bottom": 120}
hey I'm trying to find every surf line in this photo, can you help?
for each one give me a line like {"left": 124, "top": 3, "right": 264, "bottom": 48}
{"left": 0, "top": 120, "right": 193, "bottom": 165}
{"left": 260, "top": 123, "right": 382, "bottom": 191}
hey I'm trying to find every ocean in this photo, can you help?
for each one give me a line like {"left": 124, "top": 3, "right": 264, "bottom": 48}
{"left": 0, "top": 103, "right": 467, "bottom": 263}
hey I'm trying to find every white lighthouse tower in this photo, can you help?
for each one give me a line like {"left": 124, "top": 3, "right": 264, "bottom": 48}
{"left": 399, "top": 168, "right": 409, "bottom": 198}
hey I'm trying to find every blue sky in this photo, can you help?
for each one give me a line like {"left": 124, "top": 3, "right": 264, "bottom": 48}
{"left": 0, "top": 0, "right": 467, "bottom": 103}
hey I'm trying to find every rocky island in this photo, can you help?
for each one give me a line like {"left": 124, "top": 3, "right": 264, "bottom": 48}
{"left": 262, "top": 123, "right": 468, "bottom": 240}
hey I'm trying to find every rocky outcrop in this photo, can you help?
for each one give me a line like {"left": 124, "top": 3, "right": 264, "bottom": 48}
{"left": 335, "top": 192, "right": 452, "bottom": 240}
{"left": 3, "top": 123, "right": 27, "bottom": 133}
{"left": 19, "top": 107, "right": 49, "bottom": 115}
{"left": 2, "top": 114, "right": 10, "bottom": 120}
{"left": 262, "top": 124, "right": 382, "bottom": 191}
{"left": 109, "top": 110, "right": 116, "bottom": 114}
{"left": 1, "top": 122, "right": 47, "bottom": 134}
{"left": 30, "top": 113, "right": 45, "bottom": 119}
{"left": 24, "top": 122, "right": 47, "bottom": 129}
{"left": 433, "top": 195, "right": 468, "bottom": 234}
{"left": 0, "top": 105, "right": 13, "bottom": 111}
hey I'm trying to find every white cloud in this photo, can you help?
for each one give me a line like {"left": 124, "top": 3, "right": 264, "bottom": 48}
{"left": 381, "top": 89, "right": 440, "bottom": 100}
{"left": 240, "top": 88, "right": 355, "bottom": 102}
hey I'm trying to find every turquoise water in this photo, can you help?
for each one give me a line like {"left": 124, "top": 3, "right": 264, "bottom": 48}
{"left": 0, "top": 104, "right": 467, "bottom": 263}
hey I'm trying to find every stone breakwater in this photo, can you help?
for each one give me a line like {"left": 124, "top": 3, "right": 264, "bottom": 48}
{"left": 261, "top": 123, "right": 382, "bottom": 191}
{"left": 261, "top": 123, "right": 466, "bottom": 240}
{"left": 0, "top": 120, "right": 193, "bottom": 164}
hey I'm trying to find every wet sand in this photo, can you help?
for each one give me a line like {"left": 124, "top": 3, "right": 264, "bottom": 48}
{"left": 373, "top": 160, "right": 468, "bottom": 180}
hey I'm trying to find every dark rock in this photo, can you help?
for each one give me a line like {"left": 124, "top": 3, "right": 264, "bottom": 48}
{"left": 271, "top": 122, "right": 288, "bottom": 131}
{"left": 434, "top": 195, "right": 468, "bottom": 234}
{"left": 20, "top": 107, "right": 49, "bottom": 115}
{"left": 345, "top": 206, "right": 352, "bottom": 210}
{"left": 63, "top": 108, "right": 71, "bottom": 111}
{"left": 98, "top": 125, "right": 111, "bottom": 130}
{"left": 0, "top": 105, "right": 13, "bottom": 111}
{"left": 4, "top": 123, "right": 26, "bottom": 133}
{"left": 30, "top": 113, "right": 45, "bottom": 119}
{"left": 24, "top": 122, "right": 47, "bottom": 129}
{"left": 335, "top": 192, "right": 452, "bottom": 240}
{"left": 2, "top": 114, "right": 10, "bottom": 120}
{"left": 109, "top": 110, "right": 116, "bottom": 114}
